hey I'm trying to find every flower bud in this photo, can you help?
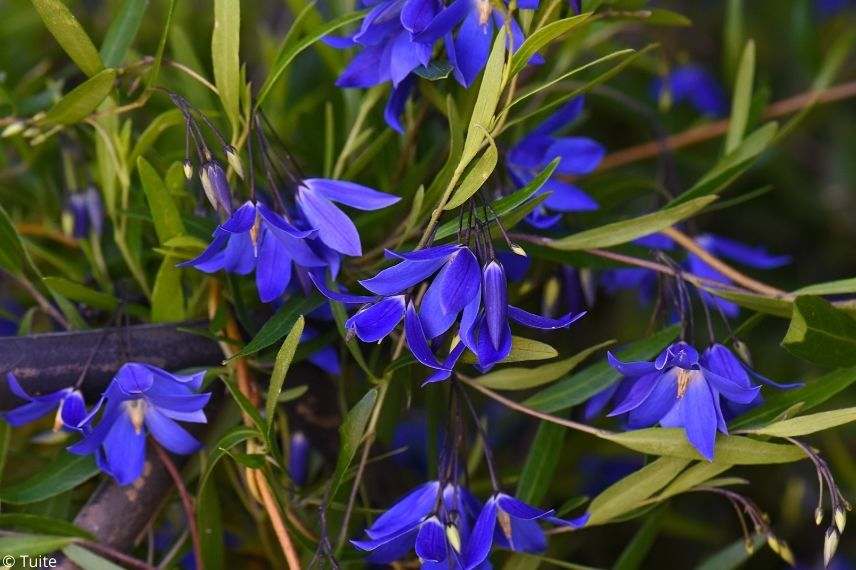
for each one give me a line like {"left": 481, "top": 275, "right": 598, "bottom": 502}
{"left": 509, "top": 243, "right": 527, "bottom": 257}
{"left": 824, "top": 528, "right": 839, "bottom": 566}
{"left": 816, "top": 507, "right": 825, "bottom": 526}
{"left": 202, "top": 161, "right": 233, "bottom": 214}
{"left": 445, "top": 523, "right": 462, "bottom": 553}
{"left": 183, "top": 159, "right": 193, "bottom": 180}
{"left": 834, "top": 508, "right": 846, "bottom": 533}
{"left": 225, "top": 145, "right": 244, "bottom": 179}
{"left": 1, "top": 121, "right": 25, "bottom": 138}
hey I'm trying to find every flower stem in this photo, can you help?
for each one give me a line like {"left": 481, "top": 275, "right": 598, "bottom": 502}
{"left": 153, "top": 442, "right": 204, "bottom": 570}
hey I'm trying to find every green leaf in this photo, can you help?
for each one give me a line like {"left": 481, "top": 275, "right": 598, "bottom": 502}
{"left": 128, "top": 110, "right": 184, "bottom": 168}
{"left": 42, "top": 277, "right": 121, "bottom": 312}
{"left": 0, "top": 453, "right": 99, "bottom": 504}
{"left": 613, "top": 507, "right": 667, "bottom": 570}
{"left": 707, "top": 289, "right": 792, "bottom": 318}
{"left": 197, "top": 426, "right": 259, "bottom": 494}
{"left": 229, "top": 296, "right": 323, "bottom": 360}
{"left": 794, "top": 277, "right": 856, "bottom": 296}
{"left": 602, "top": 430, "right": 805, "bottom": 464}
{"left": 0, "top": 514, "right": 92, "bottom": 539}
{"left": 509, "top": 14, "right": 591, "bottom": 77}
{"left": 724, "top": 40, "right": 755, "bottom": 154}
{"left": 0, "top": 534, "right": 75, "bottom": 557}
{"left": 30, "top": 0, "right": 104, "bottom": 76}
{"left": 478, "top": 339, "right": 615, "bottom": 390}
{"left": 525, "top": 326, "right": 679, "bottom": 413}
{"left": 444, "top": 143, "right": 498, "bottom": 211}
{"left": 656, "top": 461, "right": 732, "bottom": 500}
{"left": 782, "top": 296, "right": 856, "bottom": 367}
{"left": 146, "top": 0, "right": 177, "bottom": 89}
{"left": 730, "top": 366, "right": 856, "bottom": 430}
{"left": 265, "top": 316, "right": 305, "bottom": 441}
{"left": 515, "top": 421, "right": 565, "bottom": 505}
{"left": 434, "top": 158, "right": 559, "bottom": 241}
{"left": 41, "top": 69, "right": 116, "bottom": 126}
{"left": 461, "top": 336, "right": 557, "bottom": 364}
{"left": 694, "top": 535, "right": 763, "bottom": 570}
{"left": 137, "top": 157, "right": 185, "bottom": 244}
{"left": 462, "top": 28, "right": 506, "bottom": 165}
{"left": 99, "top": 0, "right": 149, "bottom": 68}
{"left": 212, "top": 0, "right": 241, "bottom": 132}
{"left": 330, "top": 388, "right": 378, "bottom": 498}
{"left": 423, "top": 96, "right": 463, "bottom": 215}
{"left": 413, "top": 61, "right": 453, "bottom": 80}
{"left": 549, "top": 197, "right": 716, "bottom": 250}
{"left": 151, "top": 257, "right": 185, "bottom": 323}
{"left": 255, "top": 10, "right": 366, "bottom": 108}
{"left": 588, "top": 457, "right": 689, "bottom": 525}
{"left": 63, "top": 544, "right": 125, "bottom": 570}
{"left": 745, "top": 407, "right": 856, "bottom": 437}
{"left": 645, "top": 8, "right": 692, "bottom": 26}
{"left": 0, "top": 204, "right": 26, "bottom": 275}
{"left": 196, "top": 476, "right": 224, "bottom": 570}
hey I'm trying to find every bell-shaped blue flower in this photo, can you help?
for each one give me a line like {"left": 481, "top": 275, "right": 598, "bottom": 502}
{"left": 68, "top": 363, "right": 210, "bottom": 486}
{"left": 179, "top": 200, "right": 323, "bottom": 303}
{"left": 507, "top": 98, "right": 604, "bottom": 229}
{"left": 65, "top": 187, "right": 104, "bottom": 239}
{"left": 652, "top": 65, "right": 728, "bottom": 117}
{"left": 463, "top": 492, "right": 588, "bottom": 568}
{"left": 288, "top": 431, "right": 310, "bottom": 486}
{"left": 1, "top": 372, "right": 86, "bottom": 431}
{"left": 606, "top": 341, "right": 762, "bottom": 461}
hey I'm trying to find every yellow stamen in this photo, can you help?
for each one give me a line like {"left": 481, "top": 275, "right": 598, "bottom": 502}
{"left": 125, "top": 400, "right": 147, "bottom": 434}
{"left": 446, "top": 524, "right": 462, "bottom": 553}
{"left": 52, "top": 400, "right": 65, "bottom": 432}
{"left": 676, "top": 368, "right": 692, "bottom": 398}
{"left": 498, "top": 510, "right": 513, "bottom": 544}
{"left": 250, "top": 211, "right": 262, "bottom": 257}
{"left": 477, "top": 0, "right": 492, "bottom": 26}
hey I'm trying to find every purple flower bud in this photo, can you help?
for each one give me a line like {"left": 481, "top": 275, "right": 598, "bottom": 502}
{"left": 201, "top": 161, "right": 233, "bottom": 214}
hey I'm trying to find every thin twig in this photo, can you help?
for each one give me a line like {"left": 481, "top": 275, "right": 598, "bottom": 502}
{"left": 153, "top": 443, "right": 204, "bottom": 570}
{"left": 255, "top": 470, "right": 303, "bottom": 569}
{"left": 76, "top": 540, "right": 157, "bottom": 570}
{"left": 4, "top": 271, "right": 70, "bottom": 329}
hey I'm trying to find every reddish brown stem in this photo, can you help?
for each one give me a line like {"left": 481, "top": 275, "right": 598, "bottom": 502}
{"left": 153, "top": 442, "right": 204, "bottom": 570}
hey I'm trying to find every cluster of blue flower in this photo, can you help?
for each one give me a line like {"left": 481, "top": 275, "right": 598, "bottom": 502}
{"left": 2, "top": 364, "right": 210, "bottom": 485}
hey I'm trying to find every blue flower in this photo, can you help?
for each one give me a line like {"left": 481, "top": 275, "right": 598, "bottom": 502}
{"left": 653, "top": 65, "right": 728, "bottom": 117}
{"left": 414, "top": 0, "right": 540, "bottom": 87}
{"left": 68, "top": 363, "right": 210, "bottom": 486}
{"left": 463, "top": 493, "right": 588, "bottom": 567}
{"left": 1, "top": 372, "right": 86, "bottom": 430}
{"left": 606, "top": 341, "right": 762, "bottom": 460}
{"left": 507, "top": 98, "right": 604, "bottom": 229}
{"left": 352, "top": 481, "right": 483, "bottom": 567}
{"left": 288, "top": 431, "right": 310, "bottom": 486}
{"left": 180, "top": 200, "right": 322, "bottom": 303}
{"left": 65, "top": 187, "right": 104, "bottom": 239}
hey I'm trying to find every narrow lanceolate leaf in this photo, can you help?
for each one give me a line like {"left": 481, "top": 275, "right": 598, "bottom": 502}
{"left": 444, "top": 143, "right": 498, "bottom": 210}
{"left": 43, "top": 277, "right": 121, "bottom": 312}
{"left": 731, "top": 366, "right": 856, "bottom": 429}
{"left": 41, "top": 69, "right": 116, "bottom": 125}
{"left": 587, "top": 457, "right": 689, "bottom": 525}
{"left": 0, "top": 514, "right": 92, "bottom": 539}
{"left": 509, "top": 13, "right": 591, "bottom": 77}
{"left": 724, "top": 39, "right": 755, "bottom": 154}
{"left": 151, "top": 257, "right": 185, "bottom": 323}
{"left": 0, "top": 204, "right": 26, "bottom": 275}
{"left": 229, "top": 296, "right": 323, "bottom": 360}
{"left": 550, "top": 196, "right": 716, "bottom": 250}
{"left": 613, "top": 507, "right": 667, "bottom": 570}
{"left": 707, "top": 289, "right": 792, "bottom": 318}
{"left": 478, "top": 339, "right": 614, "bottom": 390}
{"left": 525, "top": 326, "right": 679, "bottom": 413}
{"left": 0, "top": 453, "right": 99, "bottom": 504}
{"left": 137, "top": 157, "right": 185, "bottom": 244}
{"left": 63, "top": 544, "right": 124, "bottom": 570}
{"left": 515, "top": 421, "right": 565, "bottom": 505}
{"left": 656, "top": 461, "right": 733, "bottom": 500}
{"left": 265, "top": 316, "right": 305, "bottom": 440}
{"left": 30, "top": 0, "right": 104, "bottom": 76}
{"left": 782, "top": 296, "right": 856, "bottom": 367}
{"left": 602, "top": 429, "right": 805, "bottom": 464}
{"left": 0, "top": 535, "right": 76, "bottom": 558}
{"left": 329, "top": 389, "right": 378, "bottom": 498}
{"left": 99, "top": 0, "right": 149, "bottom": 68}
{"left": 744, "top": 407, "right": 856, "bottom": 438}
{"left": 461, "top": 28, "right": 506, "bottom": 166}
{"left": 794, "top": 277, "right": 856, "bottom": 296}
{"left": 212, "top": 0, "right": 241, "bottom": 132}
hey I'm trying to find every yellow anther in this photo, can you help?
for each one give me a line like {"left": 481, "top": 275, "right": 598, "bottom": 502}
{"left": 676, "top": 368, "right": 692, "bottom": 398}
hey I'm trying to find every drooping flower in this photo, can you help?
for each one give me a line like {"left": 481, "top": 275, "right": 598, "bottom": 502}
{"left": 64, "top": 186, "right": 104, "bottom": 239}
{"left": 1, "top": 372, "right": 86, "bottom": 431}
{"left": 352, "top": 481, "right": 484, "bottom": 567}
{"left": 179, "top": 200, "right": 323, "bottom": 303}
{"left": 68, "top": 363, "right": 210, "bottom": 486}
{"left": 462, "top": 492, "right": 589, "bottom": 568}
{"left": 653, "top": 65, "right": 728, "bottom": 117}
{"left": 606, "top": 341, "right": 761, "bottom": 460}
{"left": 507, "top": 98, "right": 605, "bottom": 229}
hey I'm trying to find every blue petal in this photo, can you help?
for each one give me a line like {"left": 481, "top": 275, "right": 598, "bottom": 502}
{"left": 549, "top": 512, "right": 590, "bottom": 529}
{"left": 459, "top": 287, "right": 482, "bottom": 352}
{"left": 474, "top": 317, "right": 511, "bottom": 371}
{"left": 497, "top": 494, "right": 553, "bottom": 520}
{"left": 6, "top": 372, "right": 36, "bottom": 401}
{"left": 700, "top": 234, "right": 791, "bottom": 269}
{"left": 626, "top": 370, "right": 679, "bottom": 428}
{"left": 256, "top": 229, "right": 292, "bottom": 303}
{"left": 405, "top": 303, "right": 445, "bottom": 369}
{"left": 413, "top": 0, "right": 469, "bottom": 43}
{"left": 220, "top": 201, "right": 256, "bottom": 233}
{"left": 145, "top": 391, "right": 211, "bottom": 414}
{"left": 679, "top": 374, "right": 718, "bottom": 461}
{"left": 606, "top": 351, "right": 657, "bottom": 377}
{"left": 258, "top": 202, "right": 316, "bottom": 238}
{"left": 177, "top": 231, "right": 229, "bottom": 272}
{"left": 506, "top": 517, "right": 547, "bottom": 553}
{"left": 546, "top": 137, "right": 605, "bottom": 175}
{"left": 583, "top": 382, "right": 621, "bottom": 420}
{"left": 364, "top": 527, "right": 420, "bottom": 564}
{"left": 303, "top": 179, "right": 400, "bottom": 211}
{"left": 452, "top": 11, "right": 493, "bottom": 87}
{"left": 463, "top": 496, "right": 497, "bottom": 570}
{"left": 401, "top": 0, "right": 438, "bottom": 33}
{"left": 702, "top": 368, "right": 760, "bottom": 404}
{"left": 222, "top": 232, "right": 255, "bottom": 275}
{"left": 67, "top": 397, "right": 124, "bottom": 455}
{"left": 297, "top": 188, "right": 362, "bottom": 256}
{"left": 389, "top": 30, "right": 426, "bottom": 84}
{"left": 420, "top": 274, "right": 460, "bottom": 339}
{"left": 633, "top": 232, "right": 675, "bottom": 250}
{"left": 529, "top": 97, "right": 584, "bottom": 137}
{"left": 508, "top": 135, "right": 553, "bottom": 170}
{"left": 2, "top": 400, "right": 56, "bottom": 427}
{"left": 508, "top": 306, "right": 585, "bottom": 330}
{"left": 307, "top": 270, "right": 376, "bottom": 304}
{"left": 60, "top": 391, "right": 87, "bottom": 428}
{"left": 336, "top": 44, "right": 389, "bottom": 88}
{"left": 366, "top": 480, "right": 440, "bottom": 539}
{"left": 423, "top": 342, "right": 466, "bottom": 385}
{"left": 101, "top": 411, "right": 147, "bottom": 486}
{"left": 540, "top": 179, "right": 598, "bottom": 212}
{"left": 482, "top": 260, "right": 508, "bottom": 350}
{"left": 701, "top": 344, "right": 751, "bottom": 386}
{"left": 360, "top": 257, "right": 448, "bottom": 295}
{"left": 439, "top": 248, "right": 481, "bottom": 314}
{"left": 346, "top": 295, "right": 406, "bottom": 342}
{"left": 385, "top": 244, "right": 461, "bottom": 261}
{"left": 415, "top": 517, "right": 447, "bottom": 562}
{"left": 385, "top": 75, "right": 415, "bottom": 134}
{"left": 657, "top": 341, "right": 699, "bottom": 370}
{"left": 114, "top": 363, "right": 155, "bottom": 394}
{"left": 608, "top": 372, "right": 660, "bottom": 416}
{"left": 497, "top": 251, "right": 531, "bottom": 282}
{"left": 145, "top": 408, "right": 202, "bottom": 454}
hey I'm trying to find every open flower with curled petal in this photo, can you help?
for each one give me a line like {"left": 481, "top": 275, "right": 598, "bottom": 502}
{"left": 179, "top": 200, "right": 324, "bottom": 303}
{"left": 1, "top": 372, "right": 86, "bottom": 432}
{"left": 462, "top": 492, "right": 589, "bottom": 568}
{"left": 352, "top": 480, "right": 484, "bottom": 568}
{"left": 606, "top": 341, "right": 762, "bottom": 461}
{"left": 68, "top": 363, "right": 210, "bottom": 486}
